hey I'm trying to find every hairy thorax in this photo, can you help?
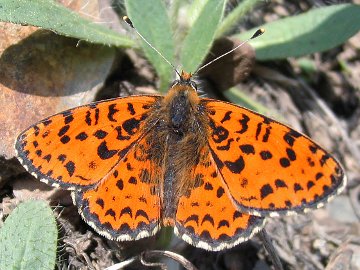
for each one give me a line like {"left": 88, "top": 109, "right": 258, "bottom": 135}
{"left": 139, "top": 84, "right": 210, "bottom": 224}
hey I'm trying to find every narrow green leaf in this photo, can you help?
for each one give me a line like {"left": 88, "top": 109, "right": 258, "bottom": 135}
{"left": 0, "top": 200, "right": 58, "bottom": 270}
{"left": 236, "top": 4, "right": 360, "bottom": 60}
{"left": 0, "top": 0, "right": 134, "bottom": 47}
{"left": 180, "top": 0, "right": 226, "bottom": 73}
{"left": 125, "top": 0, "right": 175, "bottom": 92}
{"left": 216, "top": 0, "right": 262, "bottom": 37}
{"left": 186, "top": 0, "right": 209, "bottom": 26}
{"left": 224, "top": 87, "right": 271, "bottom": 116}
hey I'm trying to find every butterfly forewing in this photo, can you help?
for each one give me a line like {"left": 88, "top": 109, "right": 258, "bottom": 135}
{"left": 15, "top": 96, "right": 161, "bottom": 190}
{"left": 202, "top": 99, "right": 346, "bottom": 216}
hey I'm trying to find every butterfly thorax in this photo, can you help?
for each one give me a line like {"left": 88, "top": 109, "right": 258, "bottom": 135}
{"left": 141, "top": 76, "right": 210, "bottom": 226}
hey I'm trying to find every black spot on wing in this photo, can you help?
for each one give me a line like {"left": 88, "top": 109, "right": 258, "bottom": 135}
{"left": 233, "top": 211, "right": 243, "bottom": 220}
{"left": 96, "top": 198, "right": 104, "bottom": 209}
{"left": 60, "top": 135, "right": 70, "bottom": 144}
{"left": 224, "top": 156, "right": 245, "bottom": 174}
{"left": 116, "top": 179, "right": 124, "bottom": 190}
{"left": 64, "top": 115, "right": 74, "bottom": 124}
{"left": 94, "top": 108, "right": 99, "bottom": 125}
{"left": 201, "top": 214, "right": 214, "bottom": 226}
{"left": 33, "top": 125, "right": 40, "bottom": 136}
{"left": 217, "top": 220, "right": 230, "bottom": 229}
{"left": 309, "top": 144, "right": 318, "bottom": 154}
{"left": 135, "top": 210, "right": 150, "bottom": 222}
{"left": 315, "top": 172, "right": 323, "bottom": 180}
{"left": 283, "top": 129, "right": 301, "bottom": 147}
{"left": 260, "top": 184, "right": 273, "bottom": 199}
{"left": 120, "top": 207, "right": 132, "bottom": 218}
{"left": 93, "top": 130, "right": 108, "bottom": 139}
{"left": 240, "top": 144, "right": 255, "bottom": 154}
{"left": 204, "top": 182, "right": 213, "bottom": 190}
{"left": 105, "top": 209, "right": 116, "bottom": 219}
{"left": 127, "top": 103, "right": 136, "bottom": 115}
{"left": 128, "top": 176, "right": 137, "bottom": 184}
{"left": 320, "top": 154, "right": 330, "bottom": 166}
{"left": 307, "top": 181, "right": 315, "bottom": 190}
{"left": 85, "top": 111, "right": 91, "bottom": 126}
{"left": 294, "top": 183, "right": 303, "bottom": 192}
{"left": 76, "top": 132, "right": 88, "bottom": 141}
{"left": 65, "top": 161, "right": 75, "bottom": 177}
{"left": 216, "top": 187, "right": 225, "bottom": 198}
{"left": 184, "top": 215, "right": 199, "bottom": 226}
{"left": 220, "top": 111, "right": 232, "bottom": 123}
{"left": 286, "top": 148, "right": 296, "bottom": 161}
{"left": 43, "top": 154, "right": 51, "bottom": 162}
{"left": 280, "top": 158, "right": 290, "bottom": 168}
{"left": 35, "top": 149, "right": 42, "bottom": 157}
{"left": 97, "top": 141, "right": 118, "bottom": 160}
{"left": 209, "top": 119, "right": 229, "bottom": 143}
{"left": 255, "top": 123, "right": 262, "bottom": 140}
{"left": 123, "top": 117, "right": 143, "bottom": 135}
{"left": 262, "top": 126, "right": 271, "bottom": 142}
{"left": 43, "top": 119, "right": 52, "bottom": 126}
{"left": 260, "top": 150, "right": 272, "bottom": 160}
{"left": 108, "top": 104, "right": 119, "bottom": 122}
{"left": 216, "top": 138, "right": 234, "bottom": 151}
{"left": 236, "top": 114, "right": 250, "bottom": 134}
{"left": 115, "top": 126, "right": 131, "bottom": 140}
{"left": 275, "top": 179, "right": 287, "bottom": 188}
{"left": 58, "top": 154, "right": 66, "bottom": 162}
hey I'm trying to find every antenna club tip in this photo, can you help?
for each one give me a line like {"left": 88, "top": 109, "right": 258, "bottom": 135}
{"left": 251, "top": 28, "right": 265, "bottom": 39}
{"left": 123, "top": 15, "right": 134, "bottom": 28}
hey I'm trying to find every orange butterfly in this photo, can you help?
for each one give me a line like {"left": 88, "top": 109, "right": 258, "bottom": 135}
{"left": 15, "top": 69, "right": 345, "bottom": 251}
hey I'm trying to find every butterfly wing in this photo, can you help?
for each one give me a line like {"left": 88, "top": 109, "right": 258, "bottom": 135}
{"left": 72, "top": 133, "right": 162, "bottom": 240}
{"left": 202, "top": 99, "right": 346, "bottom": 216}
{"left": 15, "top": 96, "right": 161, "bottom": 190}
{"left": 174, "top": 147, "right": 265, "bottom": 251}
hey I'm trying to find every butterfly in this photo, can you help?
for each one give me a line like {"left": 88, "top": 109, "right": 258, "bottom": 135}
{"left": 15, "top": 69, "right": 346, "bottom": 251}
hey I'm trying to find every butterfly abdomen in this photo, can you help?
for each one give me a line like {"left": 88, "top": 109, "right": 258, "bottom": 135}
{"left": 153, "top": 83, "right": 211, "bottom": 224}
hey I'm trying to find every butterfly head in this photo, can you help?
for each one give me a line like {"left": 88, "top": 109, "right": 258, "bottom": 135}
{"left": 170, "top": 70, "right": 198, "bottom": 92}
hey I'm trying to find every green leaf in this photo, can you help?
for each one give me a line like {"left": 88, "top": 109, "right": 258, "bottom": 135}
{"left": 186, "top": 0, "right": 209, "bottom": 26}
{"left": 216, "top": 0, "right": 262, "bottom": 37}
{"left": 0, "top": 200, "right": 58, "bottom": 270}
{"left": 0, "top": 0, "right": 134, "bottom": 47}
{"left": 236, "top": 4, "right": 360, "bottom": 60}
{"left": 125, "top": 0, "right": 175, "bottom": 92}
{"left": 180, "top": 0, "right": 226, "bottom": 73}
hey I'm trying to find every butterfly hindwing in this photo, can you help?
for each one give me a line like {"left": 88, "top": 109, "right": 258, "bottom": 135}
{"left": 174, "top": 146, "right": 265, "bottom": 251}
{"left": 202, "top": 98, "right": 346, "bottom": 216}
{"left": 15, "top": 96, "right": 162, "bottom": 190}
{"left": 72, "top": 133, "right": 162, "bottom": 241}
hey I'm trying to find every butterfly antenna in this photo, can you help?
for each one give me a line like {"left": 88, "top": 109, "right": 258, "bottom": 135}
{"left": 195, "top": 28, "right": 265, "bottom": 75}
{"left": 123, "top": 16, "right": 181, "bottom": 78}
